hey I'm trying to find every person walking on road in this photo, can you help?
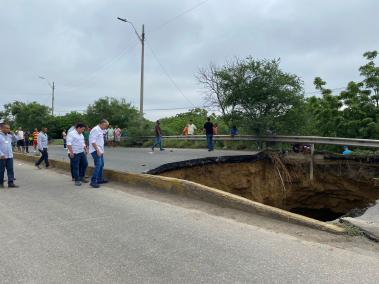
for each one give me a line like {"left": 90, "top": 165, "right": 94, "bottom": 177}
{"left": 67, "top": 123, "right": 88, "bottom": 186}
{"left": 89, "top": 119, "right": 109, "bottom": 188}
{"left": 152, "top": 120, "right": 164, "bottom": 152}
{"left": 204, "top": 117, "right": 214, "bottom": 152}
{"left": 0, "top": 124, "right": 19, "bottom": 188}
{"left": 35, "top": 127, "right": 49, "bottom": 169}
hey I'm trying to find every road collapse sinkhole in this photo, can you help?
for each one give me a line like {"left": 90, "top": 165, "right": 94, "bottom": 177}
{"left": 149, "top": 153, "right": 379, "bottom": 222}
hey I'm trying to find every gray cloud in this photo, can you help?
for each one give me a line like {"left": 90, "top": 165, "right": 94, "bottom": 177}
{"left": 1, "top": 0, "right": 378, "bottom": 120}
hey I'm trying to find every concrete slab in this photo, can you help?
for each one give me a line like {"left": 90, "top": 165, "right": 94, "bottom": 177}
{"left": 342, "top": 200, "right": 379, "bottom": 241}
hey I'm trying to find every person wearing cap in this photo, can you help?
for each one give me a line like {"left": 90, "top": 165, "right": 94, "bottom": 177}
{"left": 89, "top": 119, "right": 109, "bottom": 188}
{"left": 0, "top": 123, "right": 19, "bottom": 188}
{"left": 67, "top": 123, "right": 88, "bottom": 186}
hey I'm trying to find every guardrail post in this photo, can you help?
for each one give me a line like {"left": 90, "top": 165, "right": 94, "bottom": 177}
{"left": 310, "top": 144, "right": 315, "bottom": 180}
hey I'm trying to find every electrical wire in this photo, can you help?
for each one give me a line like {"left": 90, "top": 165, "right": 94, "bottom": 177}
{"left": 151, "top": 0, "right": 210, "bottom": 33}
{"left": 146, "top": 42, "right": 196, "bottom": 107}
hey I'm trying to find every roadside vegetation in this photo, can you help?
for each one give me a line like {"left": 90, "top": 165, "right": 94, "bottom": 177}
{"left": 1, "top": 50, "right": 378, "bottom": 153}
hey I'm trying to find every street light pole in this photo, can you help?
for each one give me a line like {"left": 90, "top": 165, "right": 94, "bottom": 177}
{"left": 39, "top": 76, "right": 55, "bottom": 116}
{"left": 117, "top": 17, "right": 145, "bottom": 118}
{"left": 139, "top": 24, "right": 145, "bottom": 118}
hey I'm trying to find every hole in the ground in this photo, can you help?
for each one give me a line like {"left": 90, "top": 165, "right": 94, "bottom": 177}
{"left": 290, "top": 208, "right": 345, "bottom": 222}
{"left": 151, "top": 153, "right": 379, "bottom": 222}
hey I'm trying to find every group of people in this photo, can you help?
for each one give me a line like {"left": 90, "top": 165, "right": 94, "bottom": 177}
{"left": 0, "top": 119, "right": 112, "bottom": 189}
{"left": 153, "top": 117, "right": 229, "bottom": 152}
{"left": 8, "top": 127, "right": 41, "bottom": 154}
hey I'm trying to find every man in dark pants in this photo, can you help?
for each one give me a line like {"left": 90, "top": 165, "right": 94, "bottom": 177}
{"left": 89, "top": 119, "right": 109, "bottom": 188}
{"left": 0, "top": 124, "right": 19, "bottom": 188}
{"left": 67, "top": 123, "right": 88, "bottom": 186}
{"left": 152, "top": 120, "right": 164, "bottom": 152}
{"left": 35, "top": 127, "right": 49, "bottom": 169}
{"left": 203, "top": 117, "right": 214, "bottom": 151}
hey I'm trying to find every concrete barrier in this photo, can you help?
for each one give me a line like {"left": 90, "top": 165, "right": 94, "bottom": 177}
{"left": 14, "top": 152, "right": 346, "bottom": 235}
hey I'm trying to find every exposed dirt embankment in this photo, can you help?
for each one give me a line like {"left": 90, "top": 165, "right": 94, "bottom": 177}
{"left": 156, "top": 154, "right": 379, "bottom": 221}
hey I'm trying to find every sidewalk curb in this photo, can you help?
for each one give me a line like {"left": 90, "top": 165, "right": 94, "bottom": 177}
{"left": 14, "top": 153, "right": 346, "bottom": 235}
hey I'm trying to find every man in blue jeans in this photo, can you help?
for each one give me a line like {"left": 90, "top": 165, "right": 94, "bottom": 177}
{"left": 67, "top": 123, "right": 88, "bottom": 186}
{"left": 203, "top": 117, "right": 214, "bottom": 151}
{"left": 35, "top": 127, "right": 49, "bottom": 169}
{"left": 0, "top": 123, "right": 19, "bottom": 188}
{"left": 89, "top": 119, "right": 109, "bottom": 188}
{"left": 151, "top": 120, "right": 165, "bottom": 152}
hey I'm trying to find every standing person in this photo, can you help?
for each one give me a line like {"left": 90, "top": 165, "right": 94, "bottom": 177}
{"left": 121, "top": 127, "right": 128, "bottom": 141}
{"left": 182, "top": 124, "right": 189, "bottom": 136}
{"left": 67, "top": 126, "right": 76, "bottom": 180}
{"left": 89, "top": 119, "right": 109, "bottom": 188}
{"left": 188, "top": 120, "right": 197, "bottom": 135}
{"left": 83, "top": 127, "right": 90, "bottom": 147}
{"left": 107, "top": 125, "right": 114, "bottom": 147}
{"left": 230, "top": 125, "right": 238, "bottom": 137}
{"left": 0, "top": 124, "right": 19, "bottom": 188}
{"left": 35, "top": 127, "right": 49, "bottom": 169}
{"left": 15, "top": 127, "right": 24, "bottom": 152}
{"left": 24, "top": 130, "right": 30, "bottom": 153}
{"left": 32, "top": 128, "right": 39, "bottom": 152}
{"left": 203, "top": 117, "right": 214, "bottom": 152}
{"left": 213, "top": 123, "right": 218, "bottom": 135}
{"left": 67, "top": 123, "right": 88, "bottom": 186}
{"left": 152, "top": 120, "right": 164, "bottom": 152}
{"left": 114, "top": 126, "right": 121, "bottom": 146}
{"left": 62, "top": 129, "right": 67, "bottom": 149}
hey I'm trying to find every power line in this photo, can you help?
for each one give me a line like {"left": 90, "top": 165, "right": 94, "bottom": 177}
{"left": 60, "top": 1, "right": 211, "bottom": 93}
{"left": 151, "top": 0, "right": 211, "bottom": 33}
{"left": 60, "top": 41, "right": 139, "bottom": 92}
{"left": 146, "top": 42, "right": 196, "bottom": 107}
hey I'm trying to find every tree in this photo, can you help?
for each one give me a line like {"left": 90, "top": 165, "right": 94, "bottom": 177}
{"left": 1, "top": 101, "right": 50, "bottom": 131}
{"left": 86, "top": 97, "right": 152, "bottom": 143}
{"left": 199, "top": 57, "right": 304, "bottom": 135}
{"left": 359, "top": 50, "right": 379, "bottom": 107}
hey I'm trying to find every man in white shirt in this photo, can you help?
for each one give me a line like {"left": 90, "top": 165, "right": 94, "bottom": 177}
{"left": 89, "top": 119, "right": 109, "bottom": 188}
{"left": 67, "top": 123, "right": 88, "bottom": 186}
{"left": 35, "top": 127, "right": 49, "bottom": 169}
{"left": 0, "top": 123, "right": 18, "bottom": 188}
{"left": 15, "top": 127, "right": 24, "bottom": 152}
{"left": 188, "top": 120, "right": 197, "bottom": 135}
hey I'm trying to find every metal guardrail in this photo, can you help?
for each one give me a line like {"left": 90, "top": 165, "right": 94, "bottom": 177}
{"left": 142, "top": 135, "right": 379, "bottom": 148}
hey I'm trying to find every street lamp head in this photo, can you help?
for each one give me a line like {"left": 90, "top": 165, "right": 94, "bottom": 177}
{"left": 39, "top": 76, "right": 46, "bottom": 80}
{"left": 117, "top": 17, "right": 128, "bottom": 23}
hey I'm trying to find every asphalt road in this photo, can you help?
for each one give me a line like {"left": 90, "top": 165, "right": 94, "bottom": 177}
{"left": 1, "top": 162, "right": 379, "bottom": 283}
{"left": 33, "top": 145, "right": 258, "bottom": 173}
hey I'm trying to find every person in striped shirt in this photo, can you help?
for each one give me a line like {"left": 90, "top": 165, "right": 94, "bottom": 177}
{"left": 32, "top": 128, "right": 39, "bottom": 152}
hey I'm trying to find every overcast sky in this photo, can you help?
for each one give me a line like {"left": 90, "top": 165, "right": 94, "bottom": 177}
{"left": 1, "top": 0, "right": 378, "bottom": 120}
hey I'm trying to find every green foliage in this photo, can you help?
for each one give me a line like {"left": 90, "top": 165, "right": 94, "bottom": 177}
{"left": 199, "top": 57, "right": 304, "bottom": 135}
{"left": 308, "top": 50, "right": 379, "bottom": 139}
{"left": 0, "top": 101, "right": 50, "bottom": 131}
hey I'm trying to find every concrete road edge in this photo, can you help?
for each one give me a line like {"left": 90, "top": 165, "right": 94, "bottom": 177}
{"left": 14, "top": 152, "right": 346, "bottom": 235}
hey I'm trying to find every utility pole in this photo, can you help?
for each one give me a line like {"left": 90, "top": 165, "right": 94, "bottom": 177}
{"left": 52, "top": 81, "right": 55, "bottom": 116}
{"left": 140, "top": 24, "right": 145, "bottom": 118}
{"left": 117, "top": 17, "right": 145, "bottom": 118}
